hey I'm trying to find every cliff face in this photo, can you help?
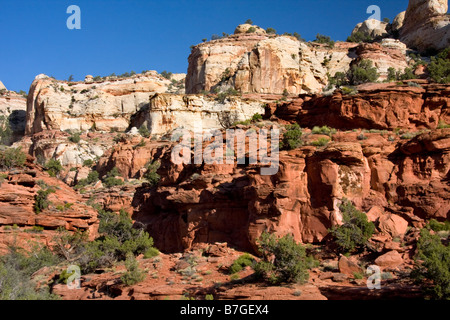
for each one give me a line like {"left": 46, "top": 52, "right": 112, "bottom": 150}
{"left": 186, "top": 34, "right": 411, "bottom": 95}
{"left": 400, "top": 0, "right": 450, "bottom": 52}
{"left": 0, "top": 90, "right": 27, "bottom": 143}
{"left": 267, "top": 82, "right": 450, "bottom": 131}
{"left": 25, "top": 73, "right": 176, "bottom": 136}
{"left": 129, "top": 127, "right": 449, "bottom": 253}
{"left": 0, "top": 156, "right": 98, "bottom": 254}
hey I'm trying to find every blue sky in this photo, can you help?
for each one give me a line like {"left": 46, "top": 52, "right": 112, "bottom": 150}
{"left": 0, "top": 0, "right": 409, "bottom": 92}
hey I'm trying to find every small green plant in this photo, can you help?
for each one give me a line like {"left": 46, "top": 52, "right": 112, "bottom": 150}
{"left": 437, "top": 121, "right": 450, "bottom": 129}
{"left": 229, "top": 253, "right": 255, "bottom": 274}
{"left": 429, "top": 48, "right": 450, "bottom": 84}
{"left": 68, "top": 132, "right": 81, "bottom": 144}
{"left": 280, "top": 124, "right": 303, "bottom": 150}
{"left": 143, "top": 247, "right": 160, "bottom": 259}
{"left": 253, "top": 232, "right": 318, "bottom": 285}
{"left": 311, "top": 126, "right": 337, "bottom": 137}
{"left": 400, "top": 132, "right": 420, "bottom": 140}
{"left": 251, "top": 113, "right": 263, "bottom": 122}
{"left": 329, "top": 199, "right": 375, "bottom": 253}
{"left": 205, "top": 294, "right": 214, "bottom": 300}
{"left": 0, "top": 147, "right": 26, "bottom": 169}
{"left": 83, "top": 159, "right": 94, "bottom": 167}
{"left": 44, "top": 159, "right": 62, "bottom": 177}
{"left": 102, "top": 167, "right": 124, "bottom": 188}
{"left": 412, "top": 228, "right": 450, "bottom": 299}
{"left": 313, "top": 34, "right": 335, "bottom": 48}
{"left": 34, "top": 187, "right": 56, "bottom": 214}
{"left": 266, "top": 27, "right": 276, "bottom": 35}
{"left": 357, "top": 133, "right": 368, "bottom": 141}
{"left": 310, "top": 137, "right": 330, "bottom": 147}
{"left": 120, "top": 252, "right": 146, "bottom": 286}
{"left": 138, "top": 125, "right": 150, "bottom": 138}
{"left": 144, "top": 161, "right": 160, "bottom": 186}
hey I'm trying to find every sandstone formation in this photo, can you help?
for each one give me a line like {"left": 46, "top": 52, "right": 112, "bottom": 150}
{"left": 351, "top": 19, "right": 390, "bottom": 39}
{"left": 267, "top": 82, "right": 450, "bottom": 131}
{"left": 186, "top": 32, "right": 413, "bottom": 95}
{"left": 130, "top": 93, "right": 265, "bottom": 136}
{"left": 0, "top": 90, "right": 27, "bottom": 143}
{"left": 25, "top": 72, "right": 185, "bottom": 136}
{"left": 0, "top": 80, "right": 6, "bottom": 91}
{"left": 234, "top": 23, "right": 267, "bottom": 35}
{"left": 0, "top": 156, "right": 98, "bottom": 254}
{"left": 400, "top": 0, "right": 450, "bottom": 52}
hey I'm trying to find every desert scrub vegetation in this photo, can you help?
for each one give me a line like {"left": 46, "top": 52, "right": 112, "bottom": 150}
{"left": 411, "top": 220, "right": 450, "bottom": 300}
{"left": 144, "top": 161, "right": 160, "bottom": 186}
{"left": 138, "top": 125, "right": 150, "bottom": 138}
{"left": 229, "top": 253, "right": 255, "bottom": 274}
{"left": 44, "top": 159, "right": 62, "bottom": 177}
{"left": 68, "top": 132, "right": 81, "bottom": 144}
{"left": 280, "top": 124, "right": 303, "bottom": 150}
{"left": 329, "top": 199, "right": 375, "bottom": 253}
{"left": 310, "top": 137, "right": 330, "bottom": 147}
{"left": 253, "top": 232, "right": 318, "bottom": 285}
{"left": 34, "top": 186, "right": 56, "bottom": 214}
{"left": 0, "top": 147, "right": 27, "bottom": 170}
{"left": 328, "top": 59, "right": 379, "bottom": 87}
{"left": 54, "top": 208, "right": 157, "bottom": 274}
{"left": 429, "top": 48, "right": 450, "bottom": 84}
{"left": 0, "top": 244, "right": 61, "bottom": 300}
{"left": 437, "top": 121, "right": 450, "bottom": 129}
{"left": 75, "top": 170, "right": 99, "bottom": 189}
{"left": 0, "top": 115, "right": 12, "bottom": 145}
{"left": 102, "top": 167, "right": 124, "bottom": 188}
{"left": 216, "top": 87, "right": 240, "bottom": 104}
{"left": 311, "top": 125, "right": 337, "bottom": 137}
{"left": 121, "top": 252, "right": 146, "bottom": 286}
{"left": 313, "top": 34, "right": 335, "bottom": 48}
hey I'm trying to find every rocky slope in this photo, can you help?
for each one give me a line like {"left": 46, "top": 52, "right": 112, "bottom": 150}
{"left": 0, "top": 155, "right": 98, "bottom": 254}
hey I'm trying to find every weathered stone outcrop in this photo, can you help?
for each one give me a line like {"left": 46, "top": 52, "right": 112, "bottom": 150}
{"left": 131, "top": 125, "right": 449, "bottom": 253}
{"left": 0, "top": 156, "right": 98, "bottom": 254}
{"left": 186, "top": 32, "right": 412, "bottom": 95}
{"left": 0, "top": 90, "right": 27, "bottom": 143}
{"left": 351, "top": 19, "right": 390, "bottom": 39}
{"left": 267, "top": 82, "right": 450, "bottom": 131}
{"left": 25, "top": 72, "right": 185, "bottom": 135}
{"left": 130, "top": 93, "right": 265, "bottom": 136}
{"left": 400, "top": 0, "right": 450, "bottom": 52}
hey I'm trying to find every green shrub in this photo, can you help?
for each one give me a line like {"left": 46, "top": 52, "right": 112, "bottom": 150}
{"left": 329, "top": 199, "right": 375, "bottom": 253}
{"left": 253, "top": 232, "right": 317, "bottom": 285}
{"left": 246, "top": 27, "right": 256, "bottom": 33}
{"left": 348, "top": 60, "right": 379, "bottom": 85}
{"left": 0, "top": 116, "right": 12, "bottom": 145}
{"left": 280, "top": 124, "right": 303, "bottom": 150}
{"left": 266, "top": 27, "right": 276, "bottom": 35}
{"left": 102, "top": 167, "right": 124, "bottom": 188}
{"left": 437, "top": 121, "right": 450, "bottom": 129}
{"left": 44, "top": 159, "right": 62, "bottom": 177}
{"left": 229, "top": 253, "right": 255, "bottom": 274}
{"left": 313, "top": 34, "right": 335, "bottom": 48}
{"left": 412, "top": 228, "right": 450, "bottom": 299}
{"left": 68, "top": 132, "right": 81, "bottom": 144}
{"left": 251, "top": 113, "right": 263, "bottom": 122}
{"left": 138, "top": 125, "right": 150, "bottom": 138}
{"left": 83, "top": 159, "right": 94, "bottom": 167}
{"left": 121, "top": 252, "right": 146, "bottom": 286}
{"left": 0, "top": 147, "right": 27, "bottom": 169}
{"left": 216, "top": 88, "right": 240, "bottom": 104}
{"left": 311, "top": 126, "right": 337, "bottom": 137}
{"left": 0, "top": 244, "right": 61, "bottom": 300}
{"left": 429, "top": 48, "right": 450, "bottom": 84}
{"left": 310, "top": 137, "right": 330, "bottom": 147}
{"left": 400, "top": 132, "right": 420, "bottom": 140}
{"left": 34, "top": 187, "right": 56, "bottom": 214}
{"left": 347, "top": 31, "right": 374, "bottom": 43}
{"left": 426, "top": 219, "right": 450, "bottom": 232}
{"left": 144, "top": 247, "right": 160, "bottom": 259}
{"left": 144, "top": 161, "right": 160, "bottom": 186}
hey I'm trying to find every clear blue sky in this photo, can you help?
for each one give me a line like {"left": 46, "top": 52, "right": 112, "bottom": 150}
{"left": 0, "top": 0, "right": 409, "bottom": 92}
